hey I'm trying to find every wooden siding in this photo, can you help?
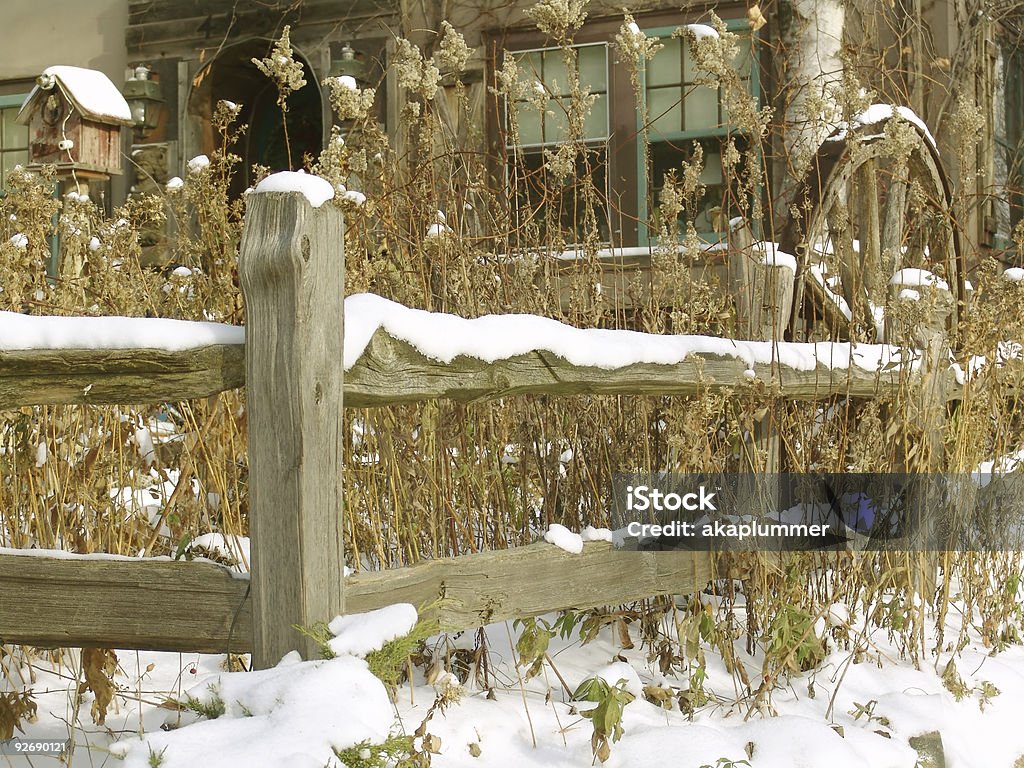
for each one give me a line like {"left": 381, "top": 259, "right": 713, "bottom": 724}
{"left": 126, "top": 0, "right": 398, "bottom": 58}
{"left": 27, "top": 106, "right": 123, "bottom": 176}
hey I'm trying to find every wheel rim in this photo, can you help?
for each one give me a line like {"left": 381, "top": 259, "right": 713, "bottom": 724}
{"left": 780, "top": 113, "right": 963, "bottom": 342}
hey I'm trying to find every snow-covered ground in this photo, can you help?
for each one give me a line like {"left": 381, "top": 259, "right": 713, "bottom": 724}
{"left": 4, "top": 592, "right": 1024, "bottom": 768}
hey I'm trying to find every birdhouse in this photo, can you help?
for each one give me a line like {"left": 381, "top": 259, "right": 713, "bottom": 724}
{"left": 16, "top": 65, "right": 133, "bottom": 180}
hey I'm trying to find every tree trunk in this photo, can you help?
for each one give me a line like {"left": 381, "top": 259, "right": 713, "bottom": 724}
{"left": 776, "top": 0, "right": 846, "bottom": 219}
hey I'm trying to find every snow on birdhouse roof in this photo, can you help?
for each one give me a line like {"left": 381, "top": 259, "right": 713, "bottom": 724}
{"left": 17, "top": 65, "right": 133, "bottom": 126}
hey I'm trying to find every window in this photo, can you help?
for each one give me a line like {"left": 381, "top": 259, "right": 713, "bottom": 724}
{"left": 0, "top": 93, "right": 29, "bottom": 192}
{"left": 497, "top": 16, "right": 758, "bottom": 248}
{"left": 640, "top": 22, "right": 757, "bottom": 243}
{"left": 511, "top": 44, "right": 608, "bottom": 145}
{"left": 505, "top": 43, "right": 611, "bottom": 243}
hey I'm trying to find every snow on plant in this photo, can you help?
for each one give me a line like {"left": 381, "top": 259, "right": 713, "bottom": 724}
{"left": 325, "top": 75, "right": 376, "bottom": 122}
{"left": 613, "top": 13, "right": 662, "bottom": 92}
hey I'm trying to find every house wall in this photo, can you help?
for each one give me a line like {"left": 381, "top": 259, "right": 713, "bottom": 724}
{"left": 124, "top": 0, "right": 750, "bottom": 178}
{"left": 0, "top": 0, "right": 127, "bottom": 86}
{"left": 124, "top": 0, "right": 398, "bottom": 201}
{"left": 0, "top": 0, "right": 130, "bottom": 206}
{"left": 34, "top": 0, "right": 1007, "bottom": 265}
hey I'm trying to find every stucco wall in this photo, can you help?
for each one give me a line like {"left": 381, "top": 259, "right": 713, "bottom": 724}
{"left": 0, "top": 1, "right": 129, "bottom": 205}
{"left": 0, "top": 0, "right": 128, "bottom": 85}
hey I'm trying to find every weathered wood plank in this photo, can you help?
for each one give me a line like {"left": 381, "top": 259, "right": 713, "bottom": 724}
{"left": 856, "top": 156, "right": 883, "bottom": 328}
{"left": 551, "top": 248, "right": 729, "bottom": 314}
{"left": 0, "top": 552, "right": 252, "bottom": 653}
{"left": 881, "top": 176, "right": 907, "bottom": 275}
{"left": 0, "top": 542, "right": 714, "bottom": 652}
{"left": 344, "top": 327, "right": 909, "bottom": 405}
{"left": 0, "top": 332, "right": 962, "bottom": 409}
{"left": 126, "top": 0, "right": 395, "bottom": 57}
{"left": 0, "top": 344, "right": 244, "bottom": 407}
{"left": 346, "top": 541, "right": 716, "bottom": 630}
{"left": 239, "top": 191, "right": 345, "bottom": 669}
{"left": 127, "top": 0, "right": 388, "bottom": 26}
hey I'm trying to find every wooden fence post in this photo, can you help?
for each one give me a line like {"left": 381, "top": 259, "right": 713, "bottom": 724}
{"left": 239, "top": 190, "right": 345, "bottom": 668}
{"left": 729, "top": 219, "right": 795, "bottom": 516}
{"left": 729, "top": 220, "right": 796, "bottom": 347}
{"left": 886, "top": 279, "right": 952, "bottom": 600}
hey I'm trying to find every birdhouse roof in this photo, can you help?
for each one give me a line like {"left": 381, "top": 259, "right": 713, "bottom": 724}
{"left": 17, "top": 65, "right": 133, "bottom": 126}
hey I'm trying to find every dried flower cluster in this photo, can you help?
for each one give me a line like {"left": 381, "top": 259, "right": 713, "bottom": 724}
{"left": 435, "top": 21, "right": 473, "bottom": 74}
{"left": 326, "top": 75, "right": 377, "bottom": 122}
{"left": 251, "top": 25, "right": 306, "bottom": 110}
{"left": 525, "top": 0, "right": 587, "bottom": 42}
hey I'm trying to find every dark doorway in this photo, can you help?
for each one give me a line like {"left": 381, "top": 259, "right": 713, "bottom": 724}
{"left": 188, "top": 38, "right": 324, "bottom": 198}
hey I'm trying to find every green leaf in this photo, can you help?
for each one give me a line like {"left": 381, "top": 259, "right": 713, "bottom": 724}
{"left": 173, "top": 534, "right": 193, "bottom": 561}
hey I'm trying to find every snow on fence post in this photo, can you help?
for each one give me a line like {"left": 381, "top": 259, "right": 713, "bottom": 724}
{"left": 728, "top": 219, "right": 795, "bottom": 346}
{"left": 238, "top": 183, "right": 345, "bottom": 669}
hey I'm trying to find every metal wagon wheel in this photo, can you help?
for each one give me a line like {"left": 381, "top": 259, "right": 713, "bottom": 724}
{"left": 780, "top": 109, "right": 964, "bottom": 343}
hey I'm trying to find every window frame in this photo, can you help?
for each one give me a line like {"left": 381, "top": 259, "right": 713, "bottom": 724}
{"left": 504, "top": 41, "right": 612, "bottom": 150}
{"left": 486, "top": 3, "right": 755, "bottom": 248}
{"left": 501, "top": 40, "right": 613, "bottom": 244}
{"left": 0, "top": 92, "right": 30, "bottom": 194}
{"left": 635, "top": 18, "right": 761, "bottom": 246}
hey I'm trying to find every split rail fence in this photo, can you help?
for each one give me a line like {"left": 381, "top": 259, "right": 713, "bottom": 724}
{"left": 0, "top": 192, "right": 971, "bottom": 668}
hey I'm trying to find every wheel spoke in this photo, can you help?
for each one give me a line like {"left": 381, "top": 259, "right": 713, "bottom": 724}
{"left": 828, "top": 201, "right": 857, "bottom": 319}
{"left": 845, "top": 159, "right": 881, "bottom": 337}
{"left": 856, "top": 156, "right": 882, "bottom": 302}
{"left": 882, "top": 170, "right": 908, "bottom": 276}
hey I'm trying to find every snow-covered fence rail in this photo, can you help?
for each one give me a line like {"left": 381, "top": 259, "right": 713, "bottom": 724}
{"left": 0, "top": 320, "right": 942, "bottom": 408}
{"left": 0, "top": 329, "right": 939, "bottom": 408}
{"left": 0, "top": 186, "right": 968, "bottom": 668}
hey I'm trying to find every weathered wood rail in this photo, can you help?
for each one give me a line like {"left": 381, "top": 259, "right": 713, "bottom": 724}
{"left": 0, "top": 542, "right": 714, "bottom": 653}
{"left": 0, "top": 345, "right": 245, "bottom": 407}
{"left": 0, "top": 328, "right": 938, "bottom": 409}
{"left": 0, "top": 328, "right": 997, "bottom": 410}
{"left": 0, "top": 185, "right": 978, "bottom": 667}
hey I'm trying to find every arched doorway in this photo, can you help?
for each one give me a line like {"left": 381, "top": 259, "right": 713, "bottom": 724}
{"left": 187, "top": 38, "right": 324, "bottom": 198}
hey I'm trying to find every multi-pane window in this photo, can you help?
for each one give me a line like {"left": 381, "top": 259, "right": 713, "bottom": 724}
{"left": 499, "top": 18, "right": 757, "bottom": 247}
{"left": 511, "top": 44, "right": 608, "bottom": 145}
{"left": 0, "top": 94, "right": 29, "bottom": 192}
{"left": 646, "top": 36, "right": 752, "bottom": 133}
{"left": 641, "top": 26, "right": 755, "bottom": 241}
{"left": 505, "top": 43, "right": 610, "bottom": 243}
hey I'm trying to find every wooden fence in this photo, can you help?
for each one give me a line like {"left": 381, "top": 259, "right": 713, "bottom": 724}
{"left": 0, "top": 191, "right": 966, "bottom": 668}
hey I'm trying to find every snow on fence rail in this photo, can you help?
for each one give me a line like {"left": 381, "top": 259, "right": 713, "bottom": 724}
{"left": 0, "top": 304, "right": 941, "bottom": 409}
{"left": 0, "top": 187, "right": 966, "bottom": 667}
